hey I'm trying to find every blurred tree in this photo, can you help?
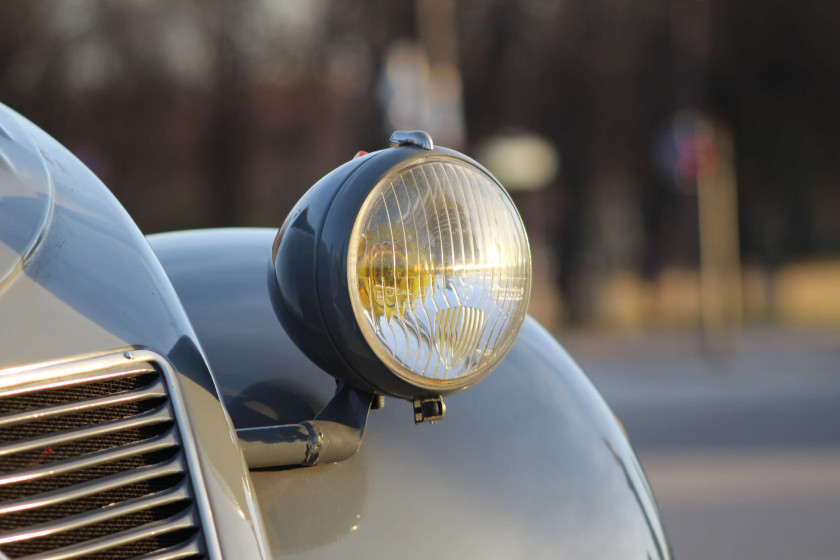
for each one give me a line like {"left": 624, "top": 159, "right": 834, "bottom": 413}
{"left": 1, "top": 0, "right": 839, "bottom": 325}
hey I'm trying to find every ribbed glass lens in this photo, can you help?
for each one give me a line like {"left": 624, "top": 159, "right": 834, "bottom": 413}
{"left": 348, "top": 157, "right": 532, "bottom": 388}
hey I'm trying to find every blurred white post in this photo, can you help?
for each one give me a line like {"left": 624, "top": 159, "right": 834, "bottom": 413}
{"left": 415, "top": 0, "right": 465, "bottom": 149}
{"left": 696, "top": 120, "right": 743, "bottom": 351}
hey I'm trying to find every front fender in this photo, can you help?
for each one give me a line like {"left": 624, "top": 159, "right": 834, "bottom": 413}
{"left": 0, "top": 103, "right": 268, "bottom": 559}
{"left": 151, "top": 227, "right": 671, "bottom": 559}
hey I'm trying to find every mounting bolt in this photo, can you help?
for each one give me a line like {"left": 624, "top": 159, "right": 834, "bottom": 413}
{"left": 413, "top": 396, "right": 446, "bottom": 424}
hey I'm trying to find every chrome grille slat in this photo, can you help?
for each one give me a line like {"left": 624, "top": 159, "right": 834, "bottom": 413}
{"left": 0, "top": 404, "right": 173, "bottom": 458}
{"left": 0, "top": 378, "right": 167, "bottom": 429}
{"left": 14, "top": 507, "right": 199, "bottom": 560}
{"left": 0, "top": 480, "right": 190, "bottom": 545}
{"left": 0, "top": 455, "right": 186, "bottom": 515}
{"left": 0, "top": 365, "right": 158, "bottom": 398}
{"left": 0, "top": 427, "right": 179, "bottom": 488}
{"left": 0, "top": 353, "right": 206, "bottom": 559}
{"left": 131, "top": 533, "right": 205, "bottom": 560}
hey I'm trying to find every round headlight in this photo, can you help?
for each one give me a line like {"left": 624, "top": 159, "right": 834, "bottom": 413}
{"left": 348, "top": 157, "right": 530, "bottom": 390}
{"left": 271, "top": 135, "right": 531, "bottom": 401}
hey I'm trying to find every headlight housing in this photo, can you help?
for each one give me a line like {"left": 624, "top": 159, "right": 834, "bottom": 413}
{"left": 270, "top": 134, "right": 531, "bottom": 402}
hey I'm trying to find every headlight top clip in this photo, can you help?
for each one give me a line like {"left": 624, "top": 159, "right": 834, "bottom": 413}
{"left": 389, "top": 130, "right": 434, "bottom": 150}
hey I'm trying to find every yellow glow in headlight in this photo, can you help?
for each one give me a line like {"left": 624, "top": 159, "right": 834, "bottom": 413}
{"left": 348, "top": 156, "right": 532, "bottom": 389}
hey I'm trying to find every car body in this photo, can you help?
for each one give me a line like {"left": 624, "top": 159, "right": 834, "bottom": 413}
{"left": 0, "top": 102, "right": 671, "bottom": 559}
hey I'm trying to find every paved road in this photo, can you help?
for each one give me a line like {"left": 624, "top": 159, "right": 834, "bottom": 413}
{"left": 562, "top": 328, "right": 840, "bottom": 560}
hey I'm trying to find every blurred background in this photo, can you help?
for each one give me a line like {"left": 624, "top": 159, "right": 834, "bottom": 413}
{"left": 1, "top": 1, "right": 839, "bottom": 558}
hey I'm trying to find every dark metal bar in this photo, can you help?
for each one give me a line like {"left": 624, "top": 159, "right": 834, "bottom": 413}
{"left": 236, "top": 383, "right": 374, "bottom": 469}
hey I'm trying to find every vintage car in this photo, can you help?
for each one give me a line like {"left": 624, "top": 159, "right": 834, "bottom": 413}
{"left": 0, "top": 102, "right": 670, "bottom": 559}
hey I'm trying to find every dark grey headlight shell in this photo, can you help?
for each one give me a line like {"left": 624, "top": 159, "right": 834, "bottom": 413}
{"left": 270, "top": 136, "right": 532, "bottom": 402}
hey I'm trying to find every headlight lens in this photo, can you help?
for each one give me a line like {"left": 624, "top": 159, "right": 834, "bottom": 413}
{"left": 348, "top": 156, "right": 531, "bottom": 389}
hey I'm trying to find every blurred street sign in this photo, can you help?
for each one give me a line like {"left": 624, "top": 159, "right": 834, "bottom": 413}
{"left": 657, "top": 110, "right": 719, "bottom": 193}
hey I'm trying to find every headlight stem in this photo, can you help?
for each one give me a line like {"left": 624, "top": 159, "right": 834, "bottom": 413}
{"left": 236, "top": 382, "right": 375, "bottom": 469}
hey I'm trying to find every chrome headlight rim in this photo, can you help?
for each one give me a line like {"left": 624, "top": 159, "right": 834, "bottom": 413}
{"left": 346, "top": 154, "right": 532, "bottom": 393}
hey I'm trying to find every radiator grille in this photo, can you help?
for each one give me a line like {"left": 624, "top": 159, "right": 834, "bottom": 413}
{"left": 0, "top": 357, "right": 206, "bottom": 559}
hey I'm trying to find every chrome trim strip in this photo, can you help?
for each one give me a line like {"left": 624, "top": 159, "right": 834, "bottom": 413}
{"left": 0, "top": 480, "right": 190, "bottom": 545}
{"left": 18, "top": 507, "right": 199, "bottom": 560}
{"left": 0, "top": 377, "right": 167, "bottom": 428}
{"left": 126, "top": 349, "right": 224, "bottom": 560}
{"left": 0, "top": 403, "right": 173, "bottom": 457}
{"left": 0, "top": 454, "right": 185, "bottom": 515}
{"left": 0, "top": 427, "right": 179, "bottom": 487}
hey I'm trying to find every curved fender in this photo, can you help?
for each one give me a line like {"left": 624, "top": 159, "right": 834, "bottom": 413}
{"left": 0, "top": 102, "right": 269, "bottom": 560}
{"left": 150, "top": 227, "right": 671, "bottom": 560}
